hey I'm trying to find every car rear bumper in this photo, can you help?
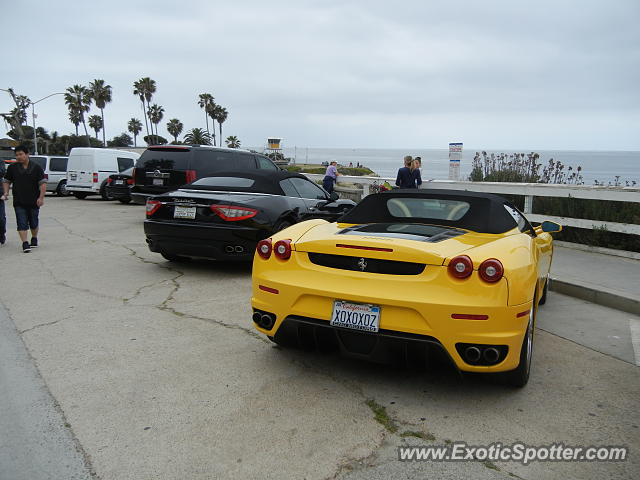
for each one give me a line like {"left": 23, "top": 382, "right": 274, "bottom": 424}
{"left": 105, "top": 186, "right": 131, "bottom": 200}
{"left": 144, "top": 219, "right": 263, "bottom": 261}
{"left": 251, "top": 252, "right": 533, "bottom": 372}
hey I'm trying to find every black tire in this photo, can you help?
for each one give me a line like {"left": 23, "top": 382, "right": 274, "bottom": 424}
{"left": 273, "top": 220, "right": 293, "bottom": 232}
{"left": 56, "top": 180, "right": 70, "bottom": 196}
{"left": 100, "top": 181, "right": 114, "bottom": 201}
{"left": 506, "top": 295, "right": 537, "bottom": 388}
{"left": 118, "top": 197, "right": 132, "bottom": 204}
{"left": 160, "top": 252, "right": 190, "bottom": 262}
{"left": 538, "top": 276, "right": 549, "bottom": 305}
{"left": 73, "top": 192, "right": 88, "bottom": 199}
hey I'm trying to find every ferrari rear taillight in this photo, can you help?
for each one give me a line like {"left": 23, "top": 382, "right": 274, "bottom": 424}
{"left": 211, "top": 205, "right": 258, "bottom": 221}
{"left": 479, "top": 258, "right": 504, "bottom": 283}
{"left": 448, "top": 255, "right": 473, "bottom": 279}
{"left": 273, "top": 239, "right": 292, "bottom": 260}
{"left": 146, "top": 200, "right": 161, "bottom": 216}
{"left": 256, "top": 238, "right": 272, "bottom": 259}
{"left": 185, "top": 169, "right": 197, "bottom": 183}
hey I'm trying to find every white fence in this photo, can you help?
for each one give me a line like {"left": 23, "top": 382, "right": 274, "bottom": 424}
{"left": 304, "top": 174, "right": 640, "bottom": 236}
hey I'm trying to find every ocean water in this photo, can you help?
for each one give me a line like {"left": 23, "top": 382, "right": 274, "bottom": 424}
{"left": 263, "top": 147, "right": 639, "bottom": 185}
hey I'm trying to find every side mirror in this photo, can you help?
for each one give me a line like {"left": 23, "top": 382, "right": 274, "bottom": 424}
{"left": 541, "top": 221, "right": 562, "bottom": 233}
{"left": 329, "top": 191, "right": 339, "bottom": 201}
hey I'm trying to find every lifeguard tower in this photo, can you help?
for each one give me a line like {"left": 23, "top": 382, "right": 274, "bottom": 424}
{"left": 265, "top": 137, "right": 289, "bottom": 166}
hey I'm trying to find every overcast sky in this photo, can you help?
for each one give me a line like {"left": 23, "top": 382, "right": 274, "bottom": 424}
{"left": 2, "top": 0, "right": 639, "bottom": 150}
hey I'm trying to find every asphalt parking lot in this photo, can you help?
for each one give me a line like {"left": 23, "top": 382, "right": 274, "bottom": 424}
{"left": 1, "top": 196, "right": 638, "bottom": 480}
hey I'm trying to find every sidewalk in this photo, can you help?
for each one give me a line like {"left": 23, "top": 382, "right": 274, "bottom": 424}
{"left": 550, "top": 243, "right": 640, "bottom": 315}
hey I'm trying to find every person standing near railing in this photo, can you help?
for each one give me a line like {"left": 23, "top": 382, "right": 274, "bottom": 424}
{"left": 411, "top": 157, "right": 423, "bottom": 188}
{"left": 396, "top": 155, "right": 417, "bottom": 188}
{"left": 322, "top": 161, "right": 340, "bottom": 194}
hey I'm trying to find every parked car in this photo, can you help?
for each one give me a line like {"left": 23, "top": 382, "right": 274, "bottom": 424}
{"left": 105, "top": 167, "right": 134, "bottom": 204}
{"left": 251, "top": 189, "right": 562, "bottom": 387}
{"left": 144, "top": 170, "right": 356, "bottom": 262}
{"left": 29, "top": 155, "right": 70, "bottom": 196}
{"left": 131, "top": 145, "right": 280, "bottom": 204}
{"left": 66, "top": 148, "right": 140, "bottom": 200}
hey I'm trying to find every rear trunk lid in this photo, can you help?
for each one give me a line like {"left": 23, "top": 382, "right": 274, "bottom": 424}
{"left": 294, "top": 222, "right": 496, "bottom": 265}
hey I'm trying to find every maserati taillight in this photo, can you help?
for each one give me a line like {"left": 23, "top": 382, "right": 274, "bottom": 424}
{"left": 211, "top": 205, "right": 258, "bottom": 221}
{"left": 146, "top": 200, "right": 161, "bottom": 216}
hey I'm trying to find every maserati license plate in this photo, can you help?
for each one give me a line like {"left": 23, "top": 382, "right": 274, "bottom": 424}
{"left": 173, "top": 206, "right": 196, "bottom": 219}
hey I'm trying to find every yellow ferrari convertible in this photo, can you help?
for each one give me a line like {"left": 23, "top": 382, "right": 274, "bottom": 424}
{"left": 251, "top": 189, "right": 561, "bottom": 387}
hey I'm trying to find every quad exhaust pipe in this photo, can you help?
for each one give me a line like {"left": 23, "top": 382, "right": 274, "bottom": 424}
{"left": 483, "top": 347, "right": 500, "bottom": 364}
{"left": 225, "top": 245, "right": 245, "bottom": 254}
{"left": 461, "top": 344, "right": 504, "bottom": 365}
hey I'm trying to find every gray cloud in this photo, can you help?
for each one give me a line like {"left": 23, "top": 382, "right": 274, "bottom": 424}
{"left": 2, "top": 0, "right": 638, "bottom": 150}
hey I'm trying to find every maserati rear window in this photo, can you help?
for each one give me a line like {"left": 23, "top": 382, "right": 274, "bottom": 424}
{"left": 189, "top": 177, "right": 255, "bottom": 188}
{"left": 386, "top": 198, "right": 470, "bottom": 221}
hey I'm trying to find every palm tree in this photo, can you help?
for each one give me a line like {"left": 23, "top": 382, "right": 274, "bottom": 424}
{"left": 64, "top": 85, "right": 92, "bottom": 146}
{"left": 133, "top": 77, "right": 156, "bottom": 144}
{"left": 198, "top": 93, "right": 215, "bottom": 136}
{"left": 147, "top": 104, "right": 164, "bottom": 144}
{"left": 128, "top": 118, "right": 142, "bottom": 147}
{"left": 88, "top": 115, "right": 103, "bottom": 140}
{"left": 166, "top": 118, "right": 183, "bottom": 144}
{"left": 215, "top": 106, "right": 228, "bottom": 146}
{"left": 88, "top": 79, "right": 112, "bottom": 147}
{"left": 68, "top": 110, "right": 81, "bottom": 136}
{"left": 184, "top": 127, "right": 211, "bottom": 145}
{"left": 206, "top": 103, "right": 218, "bottom": 145}
{"left": 225, "top": 135, "right": 241, "bottom": 148}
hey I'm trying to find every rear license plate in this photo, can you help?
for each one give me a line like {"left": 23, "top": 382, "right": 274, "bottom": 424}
{"left": 153, "top": 178, "right": 164, "bottom": 185}
{"left": 114, "top": 180, "right": 124, "bottom": 185}
{"left": 174, "top": 206, "right": 196, "bottom": 219}
{"left": 330, "top": 301, "right": 380, "bottom": 332}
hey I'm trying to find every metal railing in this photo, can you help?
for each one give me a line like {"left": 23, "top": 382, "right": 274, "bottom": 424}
{"left": 304, "top": 174, "right": 640, "bottom": 236}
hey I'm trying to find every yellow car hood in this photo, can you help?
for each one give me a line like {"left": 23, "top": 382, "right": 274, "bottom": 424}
{"left": 293, "top": 222, "right": 502, "bottom": 266}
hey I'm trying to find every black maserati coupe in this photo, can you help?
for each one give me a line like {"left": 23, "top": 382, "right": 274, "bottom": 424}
{"left": 143, "top": 170, "right": 356, "bottom": 262}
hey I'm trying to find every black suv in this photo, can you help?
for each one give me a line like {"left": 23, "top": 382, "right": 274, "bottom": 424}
{"left": 130, "top": 145, "right": 280, "bottom": 204}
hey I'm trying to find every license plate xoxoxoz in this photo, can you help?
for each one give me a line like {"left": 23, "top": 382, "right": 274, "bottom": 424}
{"left": 330, "top": 301, "right": 380, "bottom": 332}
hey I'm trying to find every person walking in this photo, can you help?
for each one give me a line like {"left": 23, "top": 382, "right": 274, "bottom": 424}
{"left": 1, "top": 145, "right": 46, "bottom": 253}
{"left": 395, "top": 155, "right": 417, "bottom": 188}
{"left": 0, "top": 159, "right": 6, "bottom": 245}
{"left": 322, "top": 161, "right": 340, "bottom": 194}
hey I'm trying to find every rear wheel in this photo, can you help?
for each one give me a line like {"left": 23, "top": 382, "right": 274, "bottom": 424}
{"left": 100, "top": 181, "right": 114, "bottom": 201}
{"left": 506, "top": 296, "right": 536, "bottom": 388}
{"left": 160, "top": 252, "right": 190, "bottom": 262}
{"left": 273, "top": 220, "right": 292, "bottom": 232}
{"left": 538, "top": 275, "right": 549, "bottom": 305}
{"left": 73, "top": 192, "right": 88, "bottom": 199}
{"left": 56, "top": 181, "right": 69, "bottom": 196}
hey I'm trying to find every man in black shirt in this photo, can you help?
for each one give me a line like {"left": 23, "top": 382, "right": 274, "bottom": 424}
{"left": 1, "top": 145, "right": 46, "bottom": 253}
{"left": 0, "top": 159, "right": 6, "bottom": 245}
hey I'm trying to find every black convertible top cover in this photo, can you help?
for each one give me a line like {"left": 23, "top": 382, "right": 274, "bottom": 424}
{"left": 180, "top": 170, "right": 311, "bottom": 196}
{"left": 339, "top": 189, "right": 520, "bottom": 234}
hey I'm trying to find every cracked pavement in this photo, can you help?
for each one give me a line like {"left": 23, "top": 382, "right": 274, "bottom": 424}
{"left": 0, "top": 197, "right": 638, "bottom": 480}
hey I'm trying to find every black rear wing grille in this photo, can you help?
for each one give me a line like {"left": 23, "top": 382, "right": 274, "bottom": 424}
{"left": 307, "top": 253, "right": 425, "bottom": 275}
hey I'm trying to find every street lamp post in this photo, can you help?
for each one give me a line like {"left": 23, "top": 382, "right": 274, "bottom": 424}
{"left": 30, "top": 92, "right": 64, "bottom": 155}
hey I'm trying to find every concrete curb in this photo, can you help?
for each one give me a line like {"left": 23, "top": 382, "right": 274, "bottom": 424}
{"left": 550, "top": 277, "right": 640, "bottom": 316}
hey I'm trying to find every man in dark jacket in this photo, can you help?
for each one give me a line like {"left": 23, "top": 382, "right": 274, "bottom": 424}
{"left": 1, "top": 145, "right": 46, "bottom": 253}
{"left": 0, "top": 159, "right": 5, "bottom": 245}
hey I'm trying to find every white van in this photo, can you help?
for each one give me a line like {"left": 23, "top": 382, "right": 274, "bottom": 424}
{"left": 30, "top": 155, "right": 70, "bottom": 196}
{"left": 66, "top": 148, "right": 140, "bottom": 200}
